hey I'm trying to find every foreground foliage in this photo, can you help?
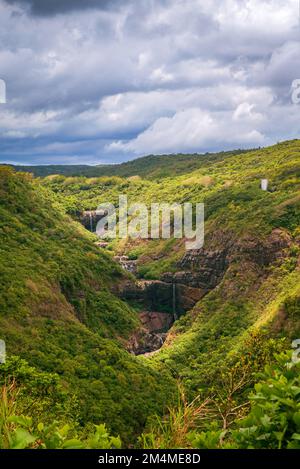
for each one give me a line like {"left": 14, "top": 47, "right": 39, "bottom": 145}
{"left": 0, "top": 380, "right": 120, "bottom": 449}
{"left": 142, "top": 351, "right": 300, "bottom": 449}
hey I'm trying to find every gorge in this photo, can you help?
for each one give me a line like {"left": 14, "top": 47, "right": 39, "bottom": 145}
{"left": 2, "top": 140, "right": 300, "bottom": 448}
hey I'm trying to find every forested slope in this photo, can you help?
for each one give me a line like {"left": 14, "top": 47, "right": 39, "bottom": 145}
{"left": 0, "top": 166, "right": 176, "bottom": 442}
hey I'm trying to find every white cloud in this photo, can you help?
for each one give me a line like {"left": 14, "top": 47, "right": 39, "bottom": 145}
{"left": 233, "top": 102, "right": 264, "bottom": 122}
{"left": 108, "top": 107, "right": 266, "bottom": 155}
{"left": 0, "top": 0, "right": 300, "bottom": 163}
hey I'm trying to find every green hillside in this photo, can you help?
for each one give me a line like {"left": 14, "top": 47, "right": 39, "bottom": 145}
{"left": 11, "top": 149, "right": 252, "bottom": 180}
{"left": 0, "top": 166, "right": 176, "bottom": 442}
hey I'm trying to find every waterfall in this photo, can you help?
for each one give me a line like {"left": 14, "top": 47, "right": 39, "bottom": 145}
{"left": 158, "top": 335, "right": 164, "bottom": 346}
{"left": 172, "top": 283, "right": 178, "bottom": 321}
{"left": 89, "top": 212, "right": 93, "bottom": 232}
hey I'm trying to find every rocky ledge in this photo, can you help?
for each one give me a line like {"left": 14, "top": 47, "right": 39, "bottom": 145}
{"left": 127, "top": 311, "right": 173, "bottom": 355}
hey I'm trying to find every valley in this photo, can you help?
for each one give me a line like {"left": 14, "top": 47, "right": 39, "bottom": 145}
{"left": 1, "top": 139, "right": 300, "bottom": 448}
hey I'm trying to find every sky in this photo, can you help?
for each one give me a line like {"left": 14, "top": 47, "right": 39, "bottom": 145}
{"left": 0, "top": 0, "right": 300, "bottom": 165}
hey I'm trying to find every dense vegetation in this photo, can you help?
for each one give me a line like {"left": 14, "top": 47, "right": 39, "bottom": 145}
{"left": 0, "top": 356, "right": 122, "bottom": 449}
{"left": 1, "top": 139, "right": 300, "bottom": 448}
{"left": 41, "top": 139, "right": 300, "bottom": 277}
{"left": 0, "top": 166, "right": 176, "bottom": 443}
{"left": 142, "top": 351, "right": 300, "bottom": 449}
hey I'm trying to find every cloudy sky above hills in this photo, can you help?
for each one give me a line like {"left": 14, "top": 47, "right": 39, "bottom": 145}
{"left": 0, "top": 0, "right": 300, "bottom": 164}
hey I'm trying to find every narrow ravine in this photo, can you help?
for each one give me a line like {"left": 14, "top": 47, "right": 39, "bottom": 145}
{"left": 114, "top": 257, "right": 198, "bottom": 355}
{"left": 79, "top": 210, "right": 229, "bottom": 355}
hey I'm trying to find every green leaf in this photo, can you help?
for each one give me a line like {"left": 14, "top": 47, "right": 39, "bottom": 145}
{"left": 7, "top": 415, "right": 32, "bottom": 428}
{"left": 62, "top": 439, "right": 84, "bottom": 449}
{"left": 11, "top": 429, "right": 37, "bottom": 449}
{"left": 260, "top": 415, "right": 271, "bottom": 427}
{"left": 37, "top": 422, "right": 44, "bottom": 432}
{"left": 293, "top": 412, "right": 300, "bottom": 427}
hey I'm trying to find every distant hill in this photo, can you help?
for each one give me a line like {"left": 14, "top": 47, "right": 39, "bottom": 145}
{"left": 11, "top": 149, "right": 254, "bottom": 179}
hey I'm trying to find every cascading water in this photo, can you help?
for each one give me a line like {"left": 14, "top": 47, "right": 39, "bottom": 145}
{"left": 172, "top": 282, "right": 177, "bottom": 321}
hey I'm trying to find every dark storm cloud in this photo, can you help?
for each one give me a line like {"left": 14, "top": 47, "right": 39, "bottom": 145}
{"left": 4, "top": 0, "right": 124, "bottom": 16}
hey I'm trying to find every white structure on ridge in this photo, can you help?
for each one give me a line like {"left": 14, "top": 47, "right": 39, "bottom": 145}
{"left": 261, "top": 179, "right": 269, "bottom": 191}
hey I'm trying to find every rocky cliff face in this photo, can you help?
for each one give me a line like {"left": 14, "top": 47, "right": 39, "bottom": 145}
{"left": 159, "top": 247, "right": 229, "bottom": 312}
{"left": 122, "top": 247, "right": 229, "bottom": 354}
{"left": 161, "top": 228, "right": 291, "bottom": 293}
{"left": 79, "top": 210, "right": 105, "bottom": 232}
{"left": 139, "top": 311, "right": 173, "bottom": 332}
{"left": 231, "top": 228, "right": 291, "bottom": 266}
{"left": 122, "top": 228, "right": 292, "bottom": 355}
{"left": 177, "top": 248, "right": 229, "bottom": 287}
{"left": 120, "top": 279, "right": 204, "bottom": 317}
